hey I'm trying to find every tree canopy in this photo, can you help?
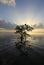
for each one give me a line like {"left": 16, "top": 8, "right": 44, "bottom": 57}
{"left": 15, "top": 24, "right": 34, "bottom": 55}
{"left": 15, "top": 24, "right": 33, "bottom": 43}
{"left": 15, "top": 24, "right": 33, "bottom": 33}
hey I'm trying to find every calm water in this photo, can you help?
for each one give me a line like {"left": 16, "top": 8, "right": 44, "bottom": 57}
{"left": 29, "top": 35, "right": 44, "bottom": 55}
{"left": 0, "top": 32, "right": 44, "bottom": 56}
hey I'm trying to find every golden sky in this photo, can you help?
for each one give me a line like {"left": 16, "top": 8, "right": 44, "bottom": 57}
{"left": 27, "top": 28, "right": 44, "bottom": 35}
{"left": 0, "top": 28, "right": 44, "bottom": 34}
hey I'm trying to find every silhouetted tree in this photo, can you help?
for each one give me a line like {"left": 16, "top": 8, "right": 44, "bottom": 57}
{"left": 15, "top": 24, "right": 33, "bottom": 43}
{"left": 15, "top": 24, "right": 34, "bottom": 55}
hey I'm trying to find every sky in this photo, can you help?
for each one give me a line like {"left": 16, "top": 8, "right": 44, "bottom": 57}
{"left": 0, "top": 0, "right": 44, "bottom": 25}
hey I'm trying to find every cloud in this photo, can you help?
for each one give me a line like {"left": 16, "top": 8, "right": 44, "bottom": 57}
{"left": 33, "top": 23, "right": 44, "bottom": 29}
{"left": 0, "top": 0, "right": 16, "bottom": 6}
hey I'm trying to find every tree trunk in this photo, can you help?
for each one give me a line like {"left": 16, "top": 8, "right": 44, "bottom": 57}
{"left": 25, "top": 35, "right": 26, "bottom": 42}
{"left": 21, "top": 34, "right": 23, "bottom": 43}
